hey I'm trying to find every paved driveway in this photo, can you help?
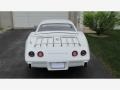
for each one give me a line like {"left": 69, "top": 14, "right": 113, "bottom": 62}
{"left": 0, "top": 29, "right": 113, "bottom": 78}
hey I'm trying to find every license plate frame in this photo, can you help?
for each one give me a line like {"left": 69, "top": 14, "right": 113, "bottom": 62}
{"left": 50, "top": 62, "right": 65, "bottom": 69}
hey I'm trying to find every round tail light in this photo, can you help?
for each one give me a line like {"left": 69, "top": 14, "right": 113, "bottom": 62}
{"left": 81, "top": 50, "right": 86, "bottom": 56}
{"left": 37, "top": 51, "right": 44, "bottom": 57}
{"left": 72, "top": 51, "right": 78, "bottom": 57}
{"left": 28, "top": 51, "right": 35, "bottom": 57}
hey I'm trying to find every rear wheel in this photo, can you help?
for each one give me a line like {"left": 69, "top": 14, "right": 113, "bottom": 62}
{"left": 28, "top": 64, "right": 32, "bottom": 69}
{"left": 84, "top": 62, "right": 88, "bottom": 67}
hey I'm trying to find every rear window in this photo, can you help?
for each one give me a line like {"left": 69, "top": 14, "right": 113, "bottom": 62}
{"left": 38, "top": 23, "right": 75, "bottom": 32}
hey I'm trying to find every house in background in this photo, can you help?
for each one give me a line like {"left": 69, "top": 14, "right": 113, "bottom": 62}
{"left": 0, "top": 11, "right": 84, "bottom": 31}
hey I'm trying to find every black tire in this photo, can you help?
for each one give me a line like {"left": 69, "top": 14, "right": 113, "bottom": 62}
{"left": 28, "top": 64, "right": 32, "bottom": 69}
{"left": 84, "top": 62, "right": 88, "bottom": 67}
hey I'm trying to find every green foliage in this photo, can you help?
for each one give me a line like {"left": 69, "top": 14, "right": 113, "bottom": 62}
{"left": 86, "top": 30, "right": 120, "bottom": 77}
{"left": 84, "top": 12, "right": 119, "bottom": 35}
{"left": 84, "top": 12, "right": 95, "bottom": 30}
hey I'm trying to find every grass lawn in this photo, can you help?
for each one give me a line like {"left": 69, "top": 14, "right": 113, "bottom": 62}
{"left": 86, "top": 30, "right": 120, "bottom": 77}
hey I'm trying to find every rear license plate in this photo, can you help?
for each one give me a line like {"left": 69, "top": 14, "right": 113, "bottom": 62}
{"left": 50, "top": 62, "right": 65, "bottom": 69}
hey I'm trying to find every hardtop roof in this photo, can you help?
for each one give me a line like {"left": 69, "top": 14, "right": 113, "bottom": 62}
{"left": 39, "top": 19, "right": 74, "bottom": 25}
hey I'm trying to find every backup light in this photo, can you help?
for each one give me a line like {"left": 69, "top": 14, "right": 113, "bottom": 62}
{"left": 37, "top": 51, "right": 44, "bottom": 57}
{"left": 72, "top": 51, "right": 78, "bottom": 57}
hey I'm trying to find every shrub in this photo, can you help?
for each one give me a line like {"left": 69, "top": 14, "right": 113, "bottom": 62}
{"left": 84, "top": 12, "right": 119, "bottom": 35}
{"left": 84, "top": 12, "right": 95, "bottom": 30}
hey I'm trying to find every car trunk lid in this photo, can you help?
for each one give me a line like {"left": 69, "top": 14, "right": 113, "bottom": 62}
{"left": 34, "top": 34, "right": 81, "bottom": 48}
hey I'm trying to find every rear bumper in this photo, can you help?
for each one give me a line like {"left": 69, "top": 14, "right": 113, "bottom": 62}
{"left": 26, "top": 60, "right": 89, "bottom": 71}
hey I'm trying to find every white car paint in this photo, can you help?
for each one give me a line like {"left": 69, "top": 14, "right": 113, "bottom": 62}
{"left": 25, "top": 19, "right": 90, "bottom": 71}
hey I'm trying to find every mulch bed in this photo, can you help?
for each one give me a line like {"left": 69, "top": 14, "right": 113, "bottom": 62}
{"left": 87, "top": 33, "right": 109, "bottom": 38}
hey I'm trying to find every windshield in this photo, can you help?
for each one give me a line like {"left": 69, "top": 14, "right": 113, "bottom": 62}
{"left": 38, "top": 23, "right": 75, "bottom": 32}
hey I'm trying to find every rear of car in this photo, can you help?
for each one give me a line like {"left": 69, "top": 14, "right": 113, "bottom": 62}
{"left": 25, "top": 19, "right": 90, "bottom": 70}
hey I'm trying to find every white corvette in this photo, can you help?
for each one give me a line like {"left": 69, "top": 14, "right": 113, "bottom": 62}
{"left": 25, "top": 19, "right": 90, "bottom": 71}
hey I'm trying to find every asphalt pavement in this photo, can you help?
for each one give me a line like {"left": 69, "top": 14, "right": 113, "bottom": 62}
{"left": 0, "top": 29, "right": 113, "bottom": 78}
